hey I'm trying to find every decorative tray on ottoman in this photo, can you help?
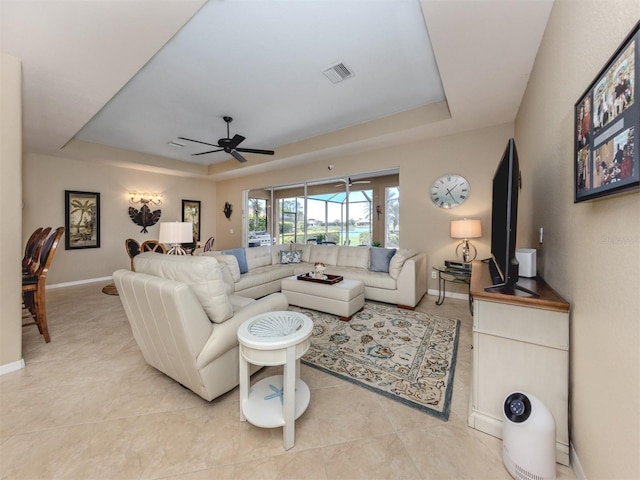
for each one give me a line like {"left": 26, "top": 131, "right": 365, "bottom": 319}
{"left": 296, "top": 273, "right": 343, "bottom": 285}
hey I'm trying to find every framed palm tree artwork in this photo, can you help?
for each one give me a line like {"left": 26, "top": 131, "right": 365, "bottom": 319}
{"left": 65, "top": 190, "right": 100, "bottom": 249}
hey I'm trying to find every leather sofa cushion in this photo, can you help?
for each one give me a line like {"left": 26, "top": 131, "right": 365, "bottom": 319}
{"left": 290, "top": 243, "right": 312, "bottom": 262}
{"left": 201, "top": 252, "right": 241, "bottom": 282}
{"left": 134, "top": 252, "right": 234, "bottom": 324}
{"left": 309, "top": 245, "right": 339, "bottom": 265}
{"left": 245, "top": 245, "right": 273, "bottom": 270}
{"left": 271, "top": 244, "right": 291, "bottom": 264}
{"left": 337, "top": 245, "right": 369, "bottom": 269}
{"left": 388, "top": 249, "right": 419, "bottom": 279}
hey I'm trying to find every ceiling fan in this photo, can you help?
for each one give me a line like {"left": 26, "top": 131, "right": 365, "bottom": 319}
{"left": 335, "top": 177, "right": 372, "bottom": 188}
{"left": 178, "top": 116, "right": 275, "bottom": 163}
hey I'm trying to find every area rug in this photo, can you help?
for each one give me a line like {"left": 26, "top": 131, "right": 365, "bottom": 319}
{"left": 291, "top": 302, "right": 460, "bottom": 420}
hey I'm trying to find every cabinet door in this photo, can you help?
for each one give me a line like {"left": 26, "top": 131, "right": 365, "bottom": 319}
{"left": 473, "top": 332, "right": 569, "bottom": 446}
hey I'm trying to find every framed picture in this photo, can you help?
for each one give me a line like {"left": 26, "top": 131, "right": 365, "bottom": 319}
{"left": 65, "top": 190, "right": 100, "bottom": 249}
{"left": 182, "top": 199, "right": 201, "bottom": 241}
{"left": 574, "top": 21, "right": 639, "bottom": 202}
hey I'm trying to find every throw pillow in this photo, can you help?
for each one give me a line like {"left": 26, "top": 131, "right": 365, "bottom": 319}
{"left": 222, "top": 247, "right": 248, "bottom": 274}
{"left": 280, "top": 249, "right": 302, "bottom": 264}
{"left": 369, "top": 247, "right": 396, "bottom": 273}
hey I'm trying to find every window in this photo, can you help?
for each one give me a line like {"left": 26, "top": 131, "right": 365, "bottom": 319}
{"left": 385, "top": 186, "right": 399, "bottom": 247}
{"left": 244, "top": 170, "right": 399, "bottom": 247}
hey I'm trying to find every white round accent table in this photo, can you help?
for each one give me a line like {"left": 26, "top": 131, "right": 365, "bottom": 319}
{"left": 237, "top": 310, "right": 313, "bottom": 450}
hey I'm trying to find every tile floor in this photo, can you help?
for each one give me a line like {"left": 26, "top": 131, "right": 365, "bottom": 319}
{"left": 1, "top": 283, "right": 576, "bottom": 479}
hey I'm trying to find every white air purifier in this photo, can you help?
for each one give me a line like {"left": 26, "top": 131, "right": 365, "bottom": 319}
{"left": 503, "top": 392, "right": 556, "bottom": 480}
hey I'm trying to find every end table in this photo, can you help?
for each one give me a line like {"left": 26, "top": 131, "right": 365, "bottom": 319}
{"left": 433, "top": 265, "right": 472, "bottom": 314}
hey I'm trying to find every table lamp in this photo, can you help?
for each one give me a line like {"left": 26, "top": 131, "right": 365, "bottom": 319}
{"left": 450, "top": 218, "right": 482, "bottom": 263}
{"left": 159, "top": 221, "right": 193, "bottom": 255}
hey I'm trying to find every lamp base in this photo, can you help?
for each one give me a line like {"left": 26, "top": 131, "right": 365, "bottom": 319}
{"left": 455, "top": 240, "right": 477, "bottom": 263}
{"left": 167, "top": 244, "right": 187, "bottom": 255}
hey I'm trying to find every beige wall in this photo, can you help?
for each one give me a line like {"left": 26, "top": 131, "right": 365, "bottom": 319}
{"left": 516, "top": 1, "right": 640, "bottom": 478}
{"left": 0, "top": 53, "right": 23, "bottom": 368}
{"left": 216, "top": 122, "right": 515, "bottom": 294}
{"left": 22, "top": 153, "right": 217, "bottom": 285}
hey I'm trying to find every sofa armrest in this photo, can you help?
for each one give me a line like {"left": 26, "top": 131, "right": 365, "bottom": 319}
{"left": 396, "top": 253, "right": 428, "bottom": 308}
{"left": 195, "top": 292, "right": 289, "bottom": 369}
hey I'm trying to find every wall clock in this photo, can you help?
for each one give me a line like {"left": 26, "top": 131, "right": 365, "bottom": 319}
{"left": 430, "top": 174, "right": 470, "bottom": 209}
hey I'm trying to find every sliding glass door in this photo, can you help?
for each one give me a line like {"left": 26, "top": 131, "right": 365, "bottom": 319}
{"left": 244, "top": 170, "right": 399, "bottom": 247}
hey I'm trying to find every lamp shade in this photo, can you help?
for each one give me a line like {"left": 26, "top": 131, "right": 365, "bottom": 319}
{"left": 159, "top": 222, "right": 193, "bottom": 244}
{"left": 450, "top": 219, "right": 482, "bottom": 239}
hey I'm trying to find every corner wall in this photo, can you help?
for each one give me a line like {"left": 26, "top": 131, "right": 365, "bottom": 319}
{"left": 0, "top": 53, "right": 24, "bottom": 370}
{"left": 515, "top": 2, "right": 639, "bottom": 477}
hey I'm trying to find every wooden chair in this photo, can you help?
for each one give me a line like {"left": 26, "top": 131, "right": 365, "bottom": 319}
{"left": 125, "top": 238, "right": 141, "bottom": 270}
{"left": 22, "top": 226, "right": 64, "bottom": 343}
{"left": 22, "top": 227, "right": 50, "bottom": 274}
{"left": 203, "top": 236, "right": 215, "bottom": 252}
{"left": 140, "top": 240, "right": 166, "bottom": 254}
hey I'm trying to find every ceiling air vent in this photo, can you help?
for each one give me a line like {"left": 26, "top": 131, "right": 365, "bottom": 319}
{"left": 322, "top": 62, "right": 354, "bottom": 84}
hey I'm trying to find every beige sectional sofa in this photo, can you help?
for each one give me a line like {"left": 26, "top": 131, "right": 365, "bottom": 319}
{"left": 114, "top": 253, "right": 289, "bottom": 401}
{"left": 203, "top": 243, "right": 427, "bottom": 309}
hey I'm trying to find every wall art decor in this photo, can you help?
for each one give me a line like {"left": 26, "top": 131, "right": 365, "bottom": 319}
{"left": 223, "top": 201, "right": 233, "bottom": 219}
{"left": 182, "top": 199, "right": 201, "bottom": 241}
{"left": 65, "top": 190, "right": 100, "bottom": 249}
{"left": 575, "top": 21, "right": 639, "bottom": 202}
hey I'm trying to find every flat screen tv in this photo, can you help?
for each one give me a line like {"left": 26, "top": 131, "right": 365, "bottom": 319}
{"left": 484, "top": 138, "right": 537, "bottom": 296}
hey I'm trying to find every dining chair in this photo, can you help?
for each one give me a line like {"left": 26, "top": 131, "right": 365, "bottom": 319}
{"left": 22, "top": 227, "right": 50, "bottom": 274}
{"left": 22, "top": 226, "right": 64, "bottom": 343}
{"left": 203, "top": 236, "right": 215, "bottom": 252}
{"left": 140, "top": 240, "right": 167, "bottom": 254}
{"left": 125, "top": 238, "right": 141, "bottom": 270}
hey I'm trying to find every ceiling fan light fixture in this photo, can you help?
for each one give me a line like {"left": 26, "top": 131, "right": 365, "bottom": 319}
{"left": 322, "top": 62, "right": 354, "bottom": 84}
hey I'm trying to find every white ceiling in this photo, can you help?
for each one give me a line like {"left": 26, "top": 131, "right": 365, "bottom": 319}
{"left": 1, "top": 0, "right": 554, "bottom": 179}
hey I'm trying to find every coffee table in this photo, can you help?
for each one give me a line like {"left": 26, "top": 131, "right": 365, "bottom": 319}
{"left": 281, "top": 275, "right": 365, "bottom": 321}
{"left": 237, "top": 311, "right": 313, "bottom": 450}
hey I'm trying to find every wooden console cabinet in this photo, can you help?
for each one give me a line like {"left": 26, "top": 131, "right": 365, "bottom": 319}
{"left": 469, "top": 261, "right": 570, "bottom": 466}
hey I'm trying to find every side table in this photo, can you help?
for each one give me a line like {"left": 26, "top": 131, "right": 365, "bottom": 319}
{"left": 237, "top": 311, "right": 313, "bottom": 450}
{"left": 433, "top": 265, "right": 472, "bottom": 314}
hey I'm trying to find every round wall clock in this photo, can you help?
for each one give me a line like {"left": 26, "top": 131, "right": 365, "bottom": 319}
{"left": 430, "top": 174, "right": 470, "bottom": 209}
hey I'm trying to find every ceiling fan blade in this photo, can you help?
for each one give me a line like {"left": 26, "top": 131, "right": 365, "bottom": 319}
{"left": 193, "top": 149, "right": 224, "bottom": 156}
{"left": 235, "top": 147, "right": 275, "bottom": 155}
{"left": 230, "top": 150, "right": 247, "bottom": 163}
{"left": 178, "top": 137, "right": 220, "bottom": 148}
{"left": 228, "top": 134, "right": 246, "bottom": 149}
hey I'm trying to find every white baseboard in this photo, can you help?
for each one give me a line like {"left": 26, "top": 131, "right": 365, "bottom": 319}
{"left": 427, "top": 288, "right": 469, "bottom": 301}
{"left": 47, "top": 276, "right": 112, "bottom": 290}
{"left": 0, "top": 358, "right": 25, "bottom": 376}
{"left": 570, "top": 443, "right": 586, "bottom": 480}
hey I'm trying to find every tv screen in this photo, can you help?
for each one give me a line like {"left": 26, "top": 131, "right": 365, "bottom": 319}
{"left": 485, "top": 138, "right": 537, "bottom": 296}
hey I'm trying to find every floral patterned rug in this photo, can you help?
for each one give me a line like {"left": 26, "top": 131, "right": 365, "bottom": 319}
{"left": 291, "top": 302, "right": 460, "bottom": 420}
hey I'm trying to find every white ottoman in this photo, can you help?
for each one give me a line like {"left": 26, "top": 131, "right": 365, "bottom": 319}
{"left": 281, "top": 275, "right": 365, "bottom": 321}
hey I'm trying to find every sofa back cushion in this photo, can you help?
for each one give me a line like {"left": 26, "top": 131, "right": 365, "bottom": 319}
{"left": 388, "top": 248, "right": 419, "bottom": 279}
{"left": 244, "top": 246, "right": 272, "bottom": 270}
{"left": 201, "top": 252, "right": 241, "bottom": 283}
{"left": 338, "top": 246, "right": 370, "bottom": 269}
{"left": 134, "top": 252, "right": 233, "bottom": 324}
{"left": 271, "top": 244, "right": 291, "bottom": 264}
{"left": 309, "top": 245, "right": 339, "bottom": 265}
{"left": 290, "top": 243, "right": 312, "bottom": 262}
{"left": 221, "top": 247, "right": 248, "bottom": 273}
